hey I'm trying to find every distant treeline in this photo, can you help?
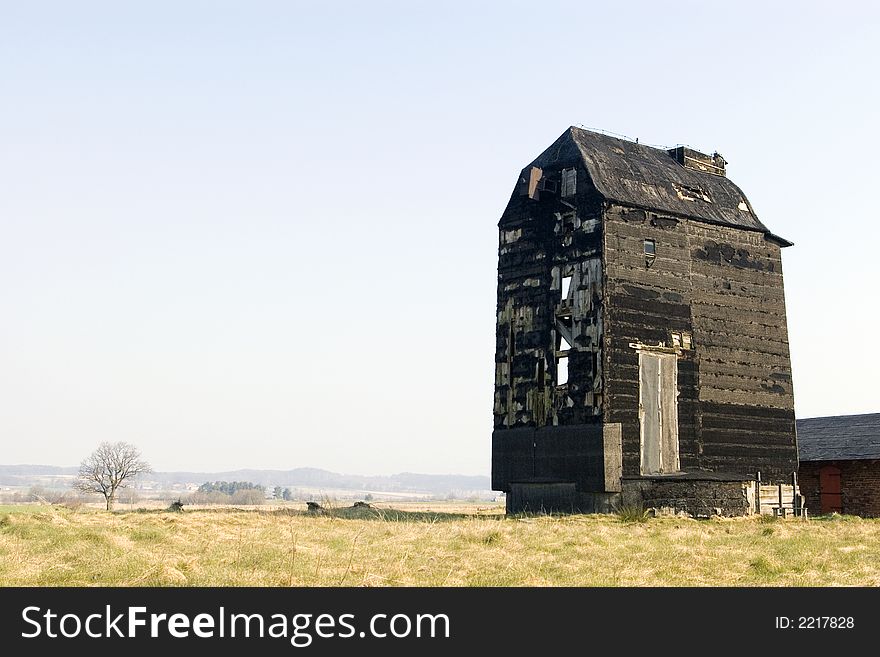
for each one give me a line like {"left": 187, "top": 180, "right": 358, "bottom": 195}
{"left": 197, "top": 481, "right": 264, "bottom": 495}
{"left": 187, "top": 481, "right": 265, "bottom": 505}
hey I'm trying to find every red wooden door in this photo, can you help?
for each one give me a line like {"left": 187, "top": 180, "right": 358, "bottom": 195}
{"left": 819, "top": 465, "right": 842, "bottom": 514}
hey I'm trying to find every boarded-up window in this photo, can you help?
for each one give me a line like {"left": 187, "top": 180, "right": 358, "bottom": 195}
{"left": 561, "top": 168, "right": 577, "bottom": 197}
{"left": 638, "top": 351, "right": 679, "bottom": 474}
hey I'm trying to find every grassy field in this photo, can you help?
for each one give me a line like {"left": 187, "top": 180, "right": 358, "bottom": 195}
{"left": 2, "top": 502, "right": 879, "bottom": 586}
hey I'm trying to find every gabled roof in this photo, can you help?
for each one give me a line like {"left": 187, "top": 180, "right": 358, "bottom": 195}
{"left": 524, "top": 126, "right": 783, "bottom": 239}
{"left": 797, "top": 413, "right": 880, "bottom": 462}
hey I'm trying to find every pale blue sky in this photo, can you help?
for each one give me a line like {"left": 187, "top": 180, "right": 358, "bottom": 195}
{"left": 1, "top": 1, "right": 878, "bottom": 474}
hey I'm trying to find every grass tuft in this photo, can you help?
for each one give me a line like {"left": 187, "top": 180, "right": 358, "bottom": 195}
{"left": 749, "top": 556, "right": 782, "bottom": 578}
{"left": 616, "top": 504, "right": 649, "bottom": 523}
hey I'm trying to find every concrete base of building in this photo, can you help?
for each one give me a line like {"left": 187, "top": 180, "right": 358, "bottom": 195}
{"left": 506, "top": 474, "right": 801, "bottom": 518}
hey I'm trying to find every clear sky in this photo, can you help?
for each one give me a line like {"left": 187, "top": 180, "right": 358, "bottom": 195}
{"left": 1, "top": 1, "right": 878, "bottom": 475}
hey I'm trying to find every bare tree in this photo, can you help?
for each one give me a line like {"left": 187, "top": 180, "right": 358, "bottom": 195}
{"left": 73, "top": 441, "right": 152, "bottom": 511}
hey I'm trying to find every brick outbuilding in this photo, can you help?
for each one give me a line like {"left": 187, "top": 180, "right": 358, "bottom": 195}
{"left": 797, "top": 413, "right": 880, "bottom": 517}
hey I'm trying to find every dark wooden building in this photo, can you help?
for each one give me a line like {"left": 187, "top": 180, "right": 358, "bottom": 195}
{"left": 797, "top": 413, "right": 880, "bottom": 517}
{"left": 492, "top": 127, "right": 799, "bottom": 515}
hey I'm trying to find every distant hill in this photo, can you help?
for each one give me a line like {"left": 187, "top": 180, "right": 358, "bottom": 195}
{"left": 0, "top": 464, "right": 78, "bottom": 487}
{"left": 147, "top": 468, "right": 489, "bottom": 494}
{"left": 0, "top": 465, "right": 491, "bottom": 495}
{"left": 0, "top": 464, "right": 78, "bottom": 476}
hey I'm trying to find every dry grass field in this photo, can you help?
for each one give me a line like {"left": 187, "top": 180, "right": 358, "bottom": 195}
{"left": 2, "top": 502, "right": 879, "bottom": 586}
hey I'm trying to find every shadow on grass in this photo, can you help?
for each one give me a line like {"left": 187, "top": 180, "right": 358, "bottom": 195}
{"left": 121, "top": 505, "right": 489, "bottom": 523}
{"left": 810, "top": 512, "right": 864, "bottom": 522}
{"left": 273, "top": 506, "right": 481, "bottom": 523}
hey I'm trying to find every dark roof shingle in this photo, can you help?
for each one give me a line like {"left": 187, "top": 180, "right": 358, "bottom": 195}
{"left": 797, "top": 413, "right": 880, "bottom": 462}
{"left": 525, "top": 126, "right": 777, "bottom": 235}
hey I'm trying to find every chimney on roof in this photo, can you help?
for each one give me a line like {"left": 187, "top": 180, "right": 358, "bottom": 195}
{"left": 667, "top": 145, "right": 726, "bottom": 177}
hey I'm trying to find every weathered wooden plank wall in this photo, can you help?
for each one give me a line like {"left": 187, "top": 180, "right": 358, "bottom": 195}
{"left": 603, "top": 204, "right": 797, "bottom": 481}
{"left": 604, "top": 205, "right": 701, "bottom": 478}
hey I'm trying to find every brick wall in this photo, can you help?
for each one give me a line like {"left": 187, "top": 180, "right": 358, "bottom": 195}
{"left": 798, "top": 459, "right": 880, "bottom": 517}
{"left": 621, "top": 478, "right": 752, "bottom": 517}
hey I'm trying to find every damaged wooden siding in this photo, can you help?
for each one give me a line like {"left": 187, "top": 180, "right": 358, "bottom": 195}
{"left": 492, "top": 164, "right": 608, "bottom": 493}
{"left": 493, "top": 165, "right": 605, "bottom": 431}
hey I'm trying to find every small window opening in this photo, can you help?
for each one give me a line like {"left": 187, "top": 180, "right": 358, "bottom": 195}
{"left": 558, "top": 213, "right": 576, "bottom": 247}
{"left": 561, "top": 275, "right": 572, "bottom": 300}
{"left": 644, "top": 239, "right": 656, "bottom": 268}
{"left": 561, "top": 168, "right": 577, "bottom": 197}
{"left": 556, "top": 318, "right": 573, "bottom": 348}
{"left": 681, "top": 333, "right": 692, "bottom": 349}
{"left": 556, "top": 356, "right": 569, "bottom": 386}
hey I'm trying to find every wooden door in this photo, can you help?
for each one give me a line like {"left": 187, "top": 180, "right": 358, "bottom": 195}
{"left": 638, "top": 351, "right": 679, "bottom": 475}
{"left": 819, "top": 465, "right": 842, "bottom": 514}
